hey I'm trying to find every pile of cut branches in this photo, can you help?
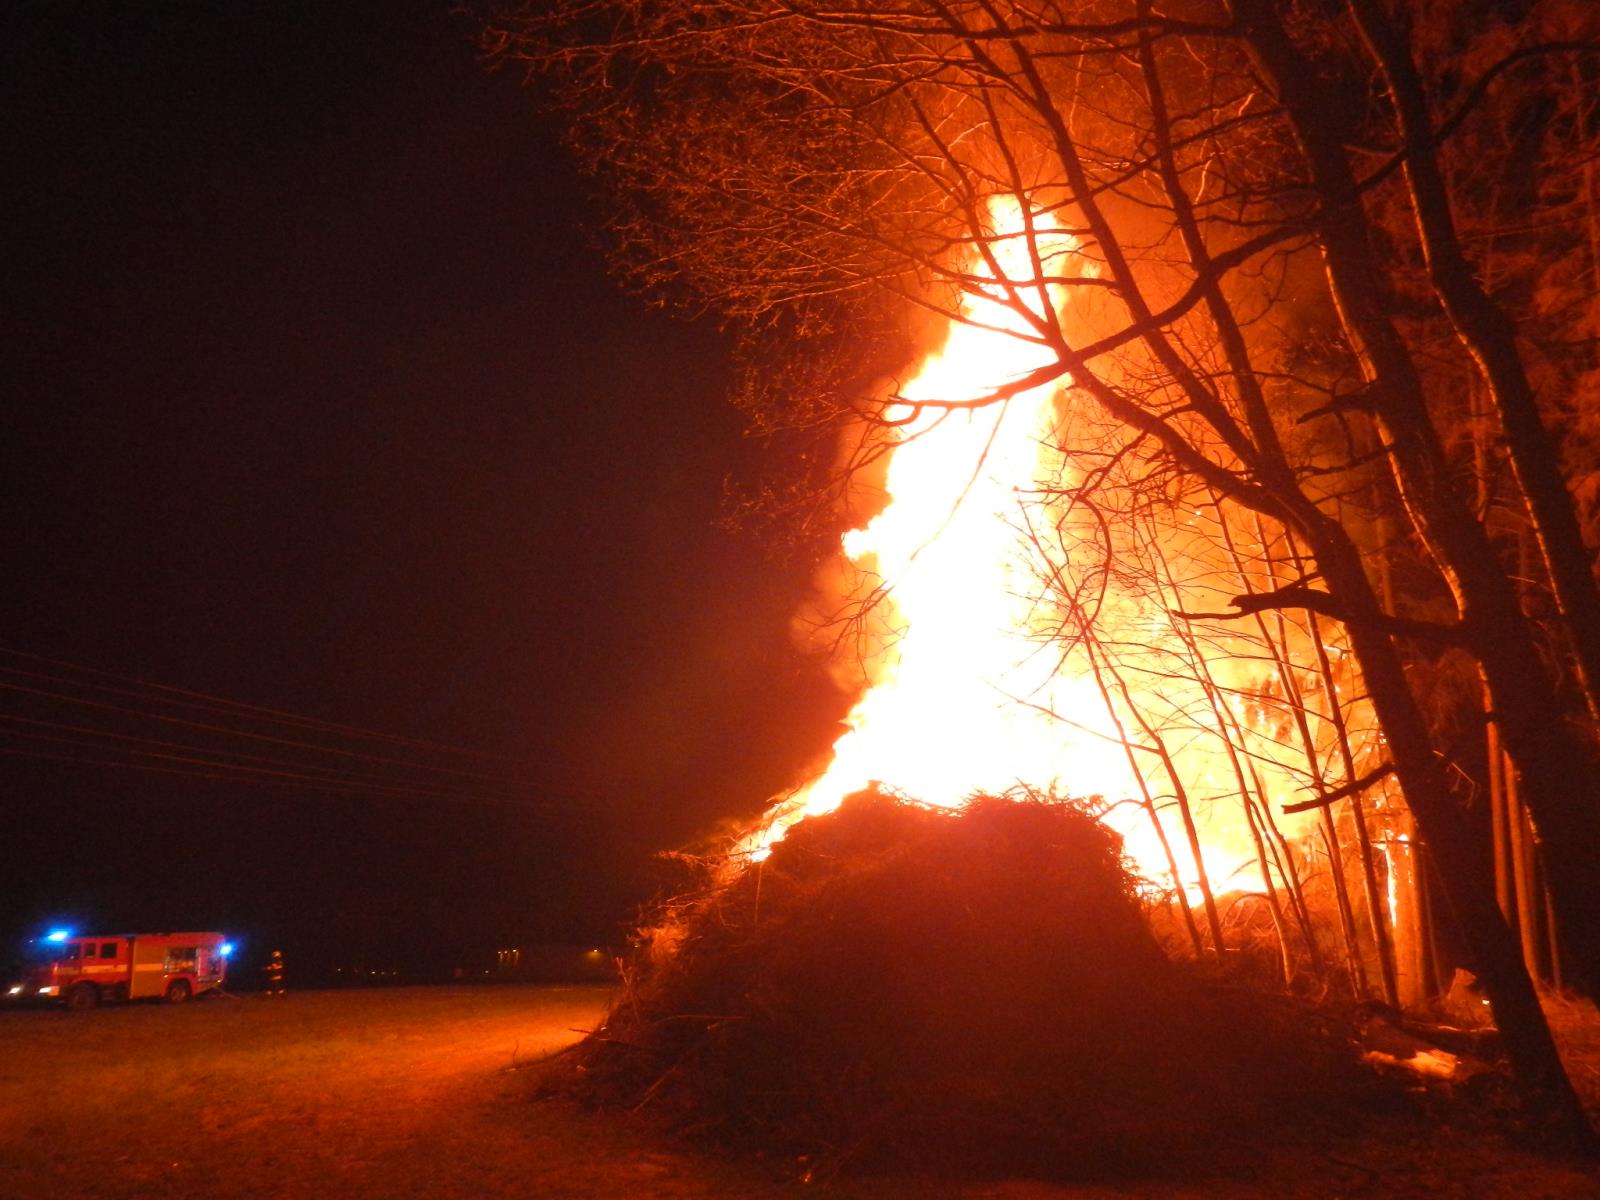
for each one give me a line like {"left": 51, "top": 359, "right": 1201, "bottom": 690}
{"left": 555, "top": 790, "right": 1383, "bottom": 1177}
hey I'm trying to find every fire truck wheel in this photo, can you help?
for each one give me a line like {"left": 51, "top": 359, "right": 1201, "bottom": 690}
{"left": 66, "top": 983, "right": 99, "bottom": 1011}
{"left": 165, "top": 980, "right": 192, "bottom": 1004}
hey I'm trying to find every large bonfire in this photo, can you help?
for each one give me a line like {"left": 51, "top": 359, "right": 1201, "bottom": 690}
{"left": 744, "top": 198, "right": 1151, "bottom": 859}
{"left": 746, "top": 197, "right": 1341, "bottom": 909}
{"left": 554, "top": 201, "right": 1408, "bottom": 1174}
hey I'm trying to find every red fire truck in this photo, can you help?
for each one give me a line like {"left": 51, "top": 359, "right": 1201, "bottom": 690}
{"left": 8, "top": 931, "right": 231, "bottom": 1009}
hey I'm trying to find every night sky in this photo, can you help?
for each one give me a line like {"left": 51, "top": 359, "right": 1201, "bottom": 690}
{"left": 1, "top": 2, "right": 844, "bottom": 971}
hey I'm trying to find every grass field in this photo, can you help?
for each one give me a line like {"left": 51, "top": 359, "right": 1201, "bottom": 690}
{"left": 2, "top": 984, "right": 1598, "bottom": 1198}
{"left": 0, "top": 984, "right": 795, "bottom": 1199}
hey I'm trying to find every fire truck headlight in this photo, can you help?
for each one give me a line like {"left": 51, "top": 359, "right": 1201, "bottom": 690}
{"left": 37, "top": 986, "right": 59, "bottom": 997}
{"left": 6, "top": 985, "right": 21, "bottom": 996}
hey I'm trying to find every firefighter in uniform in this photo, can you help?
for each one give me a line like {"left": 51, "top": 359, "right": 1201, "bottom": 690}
{"left": 263, "top": 949, "right": 286, "bottom": 998}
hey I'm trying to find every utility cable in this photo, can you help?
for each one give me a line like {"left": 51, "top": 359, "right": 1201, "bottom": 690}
{"left": 0, "top": 678, "right": 577, "bottom": 791}
{"left": 0, "top": 712, "right": 571, "bottom": 805}
{"left": 0, "top": 645, "right": 561, "bottom": 769}
{"left": 0, "top": 744, "right": 594, "bottom": 808}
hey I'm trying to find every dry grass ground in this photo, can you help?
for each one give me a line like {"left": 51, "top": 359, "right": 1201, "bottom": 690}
{"left": 1, "top": 983, "right": 1597, "bottom": 1198}
{"left": 0, "top": 984, "right": 780, "bottom": 1199}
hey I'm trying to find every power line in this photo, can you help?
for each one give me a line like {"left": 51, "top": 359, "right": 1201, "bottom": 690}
{"left": 0, "top": 678, "right": 560, "bottom": 791}
{"left": 0, "top": 714, "right": 571, "bottom": 806}
{"left": 0, "top": 727, "right": 527, "bottom": 804}
{"left": 0, "top": 744, "right": 604, "bottom": 809}
{"left": 0, "top": 648, "right": 619, "bottom": 809}
{"left": 0, "top": 646, "right": 542, "bottom": 766}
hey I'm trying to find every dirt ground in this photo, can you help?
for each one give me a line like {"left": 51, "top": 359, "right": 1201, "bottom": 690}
{"left": 2, "top": 984, "right": 1598, "bottom": 1199}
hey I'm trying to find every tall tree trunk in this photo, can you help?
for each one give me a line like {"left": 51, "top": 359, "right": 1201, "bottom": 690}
{"left": 1235, "top": 0, "right": 1596, "bottom": 1143}
{"left": 1345, "top": 0, "right": 1600, "bottom": 726}
{"left": 1311, "top": 527, "right": 1593, "bottom": 1146}
{"left": 1235, "top": 0, "right": 1600, "bottom": 1000}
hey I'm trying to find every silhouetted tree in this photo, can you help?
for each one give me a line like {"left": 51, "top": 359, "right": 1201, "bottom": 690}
{"left": 489, "top": 0, "right": 1600, "bottom": 1139}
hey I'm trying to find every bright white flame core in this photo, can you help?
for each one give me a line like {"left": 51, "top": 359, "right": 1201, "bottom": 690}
{"left": 747, "top": 201, "right": 1150, "bottom": 851}
{"left": 732, "top": 195, "right": 1363, "bottom": 921}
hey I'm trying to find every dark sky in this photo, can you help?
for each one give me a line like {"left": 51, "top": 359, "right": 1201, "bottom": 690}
{"left": 1, "top": 1, "right": 844, "bottom": 965}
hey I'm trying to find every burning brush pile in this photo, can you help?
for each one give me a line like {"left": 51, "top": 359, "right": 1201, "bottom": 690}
{"left": 556, "top": 790, "right": 1384, "bottom": 1178}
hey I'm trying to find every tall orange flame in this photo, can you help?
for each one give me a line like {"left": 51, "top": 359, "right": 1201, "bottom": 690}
{"left": 745, "top": 198, "right": 1293, "bottom": 892}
